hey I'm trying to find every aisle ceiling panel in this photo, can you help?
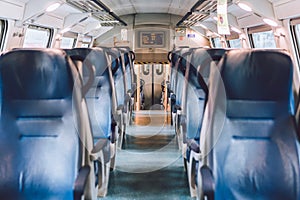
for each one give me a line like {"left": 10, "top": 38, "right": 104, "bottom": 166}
{"left": 100, "top": 0, "right": 199, "bottom": 16}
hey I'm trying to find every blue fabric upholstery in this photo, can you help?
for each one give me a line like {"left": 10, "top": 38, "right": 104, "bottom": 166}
{"left": 108, "top": 48, "right": 126, "bottom": 108}
{"left": 191, "top": 48, "right": 226, "bottom": 81}
{"left": 174, "top": 48, "right": 192, "bottom": 107}
{"left": 117, "top": 47, "right": 134, "bottom": 94}
{"left": 211, "top": 49, "right": 300, "bottom": 199}
{"left": 185, "top": 49, "right": 226, "bottom": 141}
{"left": 169, "top": 49, "right": 181, "bottom": 93}
{"left": 0, "top": 49, "right": 85, "bottom": 199}
{"left": 65, "top": 48, "right": 112, "bottom": 140}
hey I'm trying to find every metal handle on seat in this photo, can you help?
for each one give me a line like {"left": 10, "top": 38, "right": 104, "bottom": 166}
{"left": 69, "top": 55, "right": 96, "bottom": 97}
{"left": 106, "top": 51, "right": 120, "bottom": 75}
{"left": 130, "top": 50, "right": 135, "bottom": 62}
{"left": 167, "top": 51, "right": 172, "bottom": 62}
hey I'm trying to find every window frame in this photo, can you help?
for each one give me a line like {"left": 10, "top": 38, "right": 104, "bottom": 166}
{"left": 81, "top": 35, "right": 92, "bottom": 48}
{"left": 60, "top": 31, "right": 78, "bottom": 49}
{"left": 23, "top": 25, "right": 54, "bottom": 48}
{"left": 0, "top": 19, "right": 8, "bottom": 51}
{"left": 248, "top": 25, "right": 276, "bottom": 49}
{"left": 225, "top": 32, "right": 242, "bottom": 48}
{"left": 211, "top": 37, "right": 222, "bottom": 48}
{"left": 291, "top": 19, "right": 300, "bottom": 66}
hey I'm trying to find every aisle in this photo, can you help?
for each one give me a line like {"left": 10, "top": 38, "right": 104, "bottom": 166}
{"left": 101, "top": 110, "right": 194, "bottom": 200}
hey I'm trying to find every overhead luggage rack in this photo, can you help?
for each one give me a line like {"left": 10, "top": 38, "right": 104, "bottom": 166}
{"left": 67, "top": 0, "right": 127, "bottom": 26}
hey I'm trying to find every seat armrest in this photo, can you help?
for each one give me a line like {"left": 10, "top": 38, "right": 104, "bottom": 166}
{"left": 90, "top": 139, "right": 109, "bottom": 161}
{"left": 127, "top": 89, "right": 133, "bottom": 96}
{"left": 131, "top": 83, "right": 137, "bottom": 95}
{"left": 180, "top": 115, "right": 187, "bottom": 144}
{"left": 170, "top": 93, "right": 176, "bottom": 113}
{"left": 200, "top": 165, "right": 215, "bottom": 200}
{"left": 116, "top": 105, "right": 124, "bottom": 115}
{"left": 187, "top": 139, "right": 200, "bottom": 153}
{"left": 174, "top": 104, "right": 182, "bottom": 114}
{"left": 110, "top": 119, "right": 117, "bottom": 143}
{"left": 73, "top": 165, "right": 90, "bottom": 200}
{"left": 124, "top": 94, "right": 131, "bottom": 112}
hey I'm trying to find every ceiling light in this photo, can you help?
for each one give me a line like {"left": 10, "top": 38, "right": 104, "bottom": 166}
{"left": 231, "top": 27, "right": 241, "bottom": 34}
{"left": 199, "top": 24, "right": 208, "bottom": 29}
{"left": 238, "top": 2, "right": 252, "bottom": 12}
{"left": 61, "top": 27, "right": 71, "bottom": 34}
{"left": 46, "top": 3, "right": 61, "bottom": 12}
{"left": 263, "top": 18, "right": 278, "bottom": 27}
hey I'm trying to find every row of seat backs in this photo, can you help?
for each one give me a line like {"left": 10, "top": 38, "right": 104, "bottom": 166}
{"left": 0, "top": 48, "right": 95, "bottom": 199}
{"left": 202, "top": 49, "right": 300, "bottom": 199}
{"left": 65, "top": 46, "right": 136, "bottom": 137}
{"left": 64, "top": 47, "right": 114, "bottom": 141}
{"left": 105, "top": 47, "right": 130, "bottom": 109}
{"left": 116, "top": 46, "right": 136, "bottom": 94}
{"left": 168, "top": 47, "right": 226, "bottom": 140}
{"left": 184, "top": 48, "right": 226, "bottom": 141}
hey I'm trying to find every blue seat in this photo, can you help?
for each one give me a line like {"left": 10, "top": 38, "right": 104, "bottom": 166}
{"left": 0, "top": 49, "right": 96, "bottom": 200}
{"left": 168, "top": 49, "right": 181, "bottom": 95}
{"left": 65, "top": 48, "right": 114, "bottom": 141}
{"left": 117, "top": 47, "right": 136, "bottom": 95}
{"left": 116, "top": 47, "right": 136, "bottom": 124}
{"left": 179, "top": 48, "right": 225, "bottom": 197}
{"left": 183, "top": 48, "right": 226, "bottom": 149}
{"left": 185, "top": 48, "right": 226, "bottom": 142}
{"left": 65, "top": 47, "right": 117, "bottom": 197}
{"left": 105, "top": 47, "right": 129, "bottom": 149}
{"left": 173, "top": 48, "right": 194, "bottom": 141}
{"left": 199, "top": 49, "right": 300, "bottom": 200}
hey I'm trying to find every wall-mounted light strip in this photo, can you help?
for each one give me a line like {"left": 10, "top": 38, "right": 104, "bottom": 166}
{"left": 263, "top": 18, "right": 278, "bottom": 27}
{"left": 46, "top": 2, "right": 61, "bottom": 12}
{"left": 237, "top": 2, "right": 252, "bottom": 12}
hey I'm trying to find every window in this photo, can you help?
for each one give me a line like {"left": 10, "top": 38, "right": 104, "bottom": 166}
{"left": 294, "top": 24, "right": 300, "bottom": 48}
{"left": 248, "top": 25, "right": 276, "bottom": 48}
{"left": 60, "top": 37, "right": 76, "bottom": 49}
{"left": 81, "top": 43, "right": 89, "bottom": 48}
{"left": 23, "top": 25, "right": 53, "bottom": 48}
{"left": 0, "top": 19, "right": 7, "bottom": 51}
{"left": 251, "top": 30, "right": 276, "bottom": 48}
{"left": 81, "top": 35, "right": 92, "bottom": 48}
{"left": 291, "top": 20, "right": 300, "bottom": 63}
{"left": 228, "top": 39, "right": 242, "bottom": 48}
{"left": 226, "top": 32, "right": 241, "bottom": 48}
{"left": 60, "top": 31, "right": 78, "bottom": 49}
{"left": 212, "top": 37, "right": 222, "bottom": 48}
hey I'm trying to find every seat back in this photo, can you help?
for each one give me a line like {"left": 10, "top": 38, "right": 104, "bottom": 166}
{"left": 169, "top": 49, "right": 181, "bottom": 93}
{"left": 107, "top": 48, "right": 126, "bottom": 107}
{"left": 183, "top": 49, "right": 225, "bottom": 141}
{"left": 0, "top": 49, "right": 91, "bottom": 199}
{"left": 65, "top": 48, "right": 113, "bottom": 140}
{"left": 175, "top": 48, "right": 193, "bottom": 107}
{"left": 117, "top": 47, "right": 134, "bottom": 93}
{"left": 212, "top": 49, "right": 299, "bottom": 199}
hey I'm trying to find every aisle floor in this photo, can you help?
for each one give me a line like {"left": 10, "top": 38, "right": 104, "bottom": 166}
{"left": 100, "top": 110, "right": 195, "bottom": 200}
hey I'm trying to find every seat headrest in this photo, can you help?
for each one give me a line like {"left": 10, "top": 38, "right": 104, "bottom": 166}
{"left": 65, "top": 48, "right": 108, "bottom": 77}
{"left": 191, "top": 48, "right": 226, "bottom": 78}
{"left": 0, "top": 49, "right": 73, "bottom": 99}
{"left": 171, "top": 50, "right": 181, "bottom": 66}
{"left": 219, "top": 49, "right": 293, "bottom": 102}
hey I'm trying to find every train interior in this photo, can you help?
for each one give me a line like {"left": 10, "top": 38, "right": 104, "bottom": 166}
{"left": 1, "top": 0, "right": 300, "bottom": 199}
